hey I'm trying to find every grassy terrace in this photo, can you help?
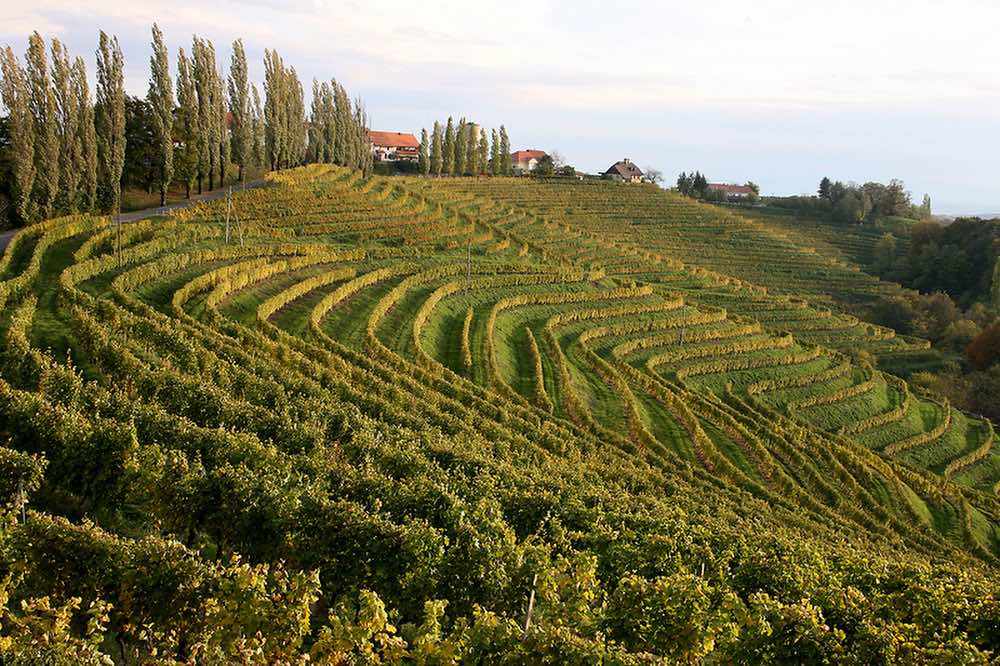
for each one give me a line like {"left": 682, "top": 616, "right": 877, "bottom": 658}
{"left": 2, "top": 165, "right": 999, "bottom": 661}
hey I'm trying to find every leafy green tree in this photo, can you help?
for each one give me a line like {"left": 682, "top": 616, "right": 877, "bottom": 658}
{"left": 193, "top": 37, "right": 220, "bottom": 190}
{"left": 818, "top": 176, "right": 831, "bottom": 200}
{"left": 26, "top": 32, "right": 59, "bottom": 219}
{"left": 122, "top": 95, "right": 156, "bottom": 193}
{"left": 430, "top": 121, "right": 442, "bottom": 176}
{"left": 992, "top": 256, "right": 1000, "bottom": 309}
{"left": 174, "top": 47, "right": 200, "bottom": 198}
{"left": 465, "top": 122, "right": 477, "bottom": 175}
{"left": 251, "top": 83, "right": 265, "bottom": 171}
{"left": 73, "top": 56, "right": 97, "bottom": 211}
{"left": 419, "top": 128, "right": 429, "bottom": 175}
{"left": 873, "top": 233, "right": 897, "bottom": 274}
{"left": 0, "top": 46, "right": 36, "bottom": 223}
{"left": 534, "top": 154, "right": 554, "bottom": 176}
{"left": 307, "top": 78, "right": 322, "bottom": 163}
{"left": 148, "top": 23, "right": 173, "bottom": 206}
{"left": 95, "top": 31, "right": 126, "bottom": 214}
{"left": 50, "top": 38, "right": 80, "bottom": 213}
{"left": 499, "top": 125, "right": 511, "bottom": 175}
{"left": 454, "top": 118, "right": 467, "bottom": 176}
{"left": 443, "top": 117, "right": 454, "bottom": 175}
{"left": 333, "top": 81, "right": 350, "bottom": 166}
{"left": 489, "top": 128, "right": 499, "bottom": 176}
{"left": 477, "top": 128, "right": 488, "bottom": 176}
{"left": 228, "top": 39, "right": 251, "bottom": 182}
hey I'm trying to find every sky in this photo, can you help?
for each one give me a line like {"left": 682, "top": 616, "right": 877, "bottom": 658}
{"left": 3, "top": 0, "right": 999, "bottom": 214}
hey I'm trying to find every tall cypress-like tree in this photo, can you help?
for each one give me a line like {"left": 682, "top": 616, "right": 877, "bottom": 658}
{"left": 148, "top": 23, "right": 173, "bottom": 206}
{"left": 51, "top": 38, "right": 80, "bottom": 213}
{"left": 320, "top": 81, "right": 335, "bottom": 163}
{"left": 499, "top": 125, "right": 511, "bottom": 175}
{"left": 332, "top": 82, "right": 349, "bottom": 166}
{"left": 228, "top": 39, "right": 251, "bottom": 183}
{"left": 251, "top": 83, "right": 264, "bottom": 171}
{"left": 192, "top": 37, "right": 217, "bottom": 192}
{"left": 418, "top": 128, "right": 429, "bottom": 176}
{"left": 465, "top": 122, "right": 477, "bottom": 175}
{"left": 442, "top": 117, "right": 454, "bottom": 176}
{"left": 216, "top": 58, "right": 230, "bottom": 186}
{"left": 0, "top": 46, "right": 36, "bottom": 223}
{"left": 95, "top": 31, "right": 126, "bottom": 214}
{"left": 477, "top": 128, "right": 488, "bottom": 177}
{"left": 26, "top": 32, "right": 58, "bottom": 219}
{"left": 175, "top": 47, "right": 200, "bottom": 198}
{"left": 307, "top": 78, "right": 322, "bottom": 163}
{"left": 288, "top": 68, "right": 306, "bottom": 166}
{"left": 430, "top": 121, "right": 442, "bottom": 176}
{"left": 73, "top": 56, "right": 97, "bottom": 211}
{"left": 489, "top": 128, "right": 500, "bottom": 176}
{"left": 263, "top": 49, "right": 287, "bottom": 170}
{"left": 454, "top": 118, "right": 467, "bottom": 176}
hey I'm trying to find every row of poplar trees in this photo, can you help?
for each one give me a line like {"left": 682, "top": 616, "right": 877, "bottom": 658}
{"left": 417, "top": 118, "right": 512, "bottom": 177}
{"left": 0, "top": 25, "right": 372, "bottom": 226}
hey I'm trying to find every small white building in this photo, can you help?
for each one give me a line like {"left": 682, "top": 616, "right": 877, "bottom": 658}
{"left": 511, "top": 149, "right": 547, "bottom": 174}
{"left": 368, "top": 130, "right": 420, "bottom": 162}
{"left": 707, "top": 183, "right": 755, "bottom": 199}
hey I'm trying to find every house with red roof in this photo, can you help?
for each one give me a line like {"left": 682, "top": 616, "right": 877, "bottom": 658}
{"left": 368, "top": 130, "right": 420, "bottom": 162}
{"left": 707, "top": 183, "right": 755, "bottom": 198}
{"left": 511, "top": 149, "right": 547, "bottom": 174}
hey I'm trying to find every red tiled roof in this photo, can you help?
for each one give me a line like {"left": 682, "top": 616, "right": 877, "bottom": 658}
{"left": 368, "top": 130, "right": 420, "bottom": 148}
{"left": 511, "top": 149, "right": 546, "bottom": 162}
{"left": 707, "top": 183, "right": 754, "bottom": 195}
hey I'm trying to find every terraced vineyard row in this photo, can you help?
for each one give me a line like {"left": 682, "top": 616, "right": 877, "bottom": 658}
{"left": 2, "top": 165, "right": 998, "bottom": 661}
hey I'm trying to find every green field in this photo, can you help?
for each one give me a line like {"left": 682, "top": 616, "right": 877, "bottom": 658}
{"left": 2, "top": 165, "right": 998, "bottom": 662}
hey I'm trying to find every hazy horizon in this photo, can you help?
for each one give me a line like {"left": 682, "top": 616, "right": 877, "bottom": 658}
{"left": 3, "top": 0, "right": 998, "bottom": 215}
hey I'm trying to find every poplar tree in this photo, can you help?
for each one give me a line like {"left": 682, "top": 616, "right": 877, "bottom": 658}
{"left": 0, "top": 46, "right": 36, "bottom": 223}
{"left": 263, "top": 49, "right": 287, "bottom": 170}
{"left": 454, "top": 118, "right": 467, "bottom": 176}
{"left": 51, "top": 38, "right": 80, "bottom": 213}
{"left": 465, "top": 123, "right": 477, "bottom": 175}
{"left": 499, "top": 125, "right": 511, "bottom": 175}
{"left": 442, "top": 117, "right": 454, "bottom": 176}
{"left": 193, "top": 37, "right": 218, "bottom": 191}
{"left": 477, "top": 128, "right": 488, "bottom": 177}
{"left": 307, "top": 78, "right": 322, "bottom": 163}
{"left": 418, "top": 128, "right": 429, "bottom": 175}
{"left": 73, "top": 57, "right": 97, "bottom": 211}
{"left": 251, "top": 83, "right": 264, "bottom": 170}
{"left": 95, "top": 31, "right": 125, "bottom": 214}
{"left": 148, "top": 23, "right": 173, "bottom": 206}
{"left": 175, "top": 47, "right": 200, "bottom": 198}
{"left": 489, "top": 128, "right": 499, "bottom": 176}
{"left": 288, "top": 68, "right": 306, "bottom": 166}
{"left": 333, "top": 82, "right": 349, "bottom": 166}
{"left": 26, "top": 32, "right": 58, "bottom": 219}
{"left": 320, "top": 81, "right": 335, "bottom": 163}
{"left": 228, "top": 39, "right": 251, "bottom": 183}
{"left": 216, "top": 59, "right": 230, "bottom": 186}
{"left": 430, "top": 121, "right": 442, "bottom": 176}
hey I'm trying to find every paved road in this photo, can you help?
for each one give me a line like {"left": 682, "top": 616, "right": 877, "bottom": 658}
{"left": 0, "top": 179, "right": 266, "bottom": 257}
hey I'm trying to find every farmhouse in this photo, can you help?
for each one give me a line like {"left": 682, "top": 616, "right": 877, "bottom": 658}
{"left": 368, "top": 130, "right": 420, "bottom": 162}
{"left": 707, "top": 183, "right": 755, "bottom": 198}
{"left": 511, "top": 149, "right": 547, "bottom": 174}
{"left": 604, "top": 159, "right": 644, "bottom": 183}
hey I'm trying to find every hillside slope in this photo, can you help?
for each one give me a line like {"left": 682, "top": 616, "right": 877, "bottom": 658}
{"left": 1, "top": 166, "right": 998, "bottom": 662}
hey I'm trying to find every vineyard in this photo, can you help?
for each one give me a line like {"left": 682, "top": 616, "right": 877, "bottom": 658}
{"left": 1, "top": 165, "right": 999, "bottom": 662}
